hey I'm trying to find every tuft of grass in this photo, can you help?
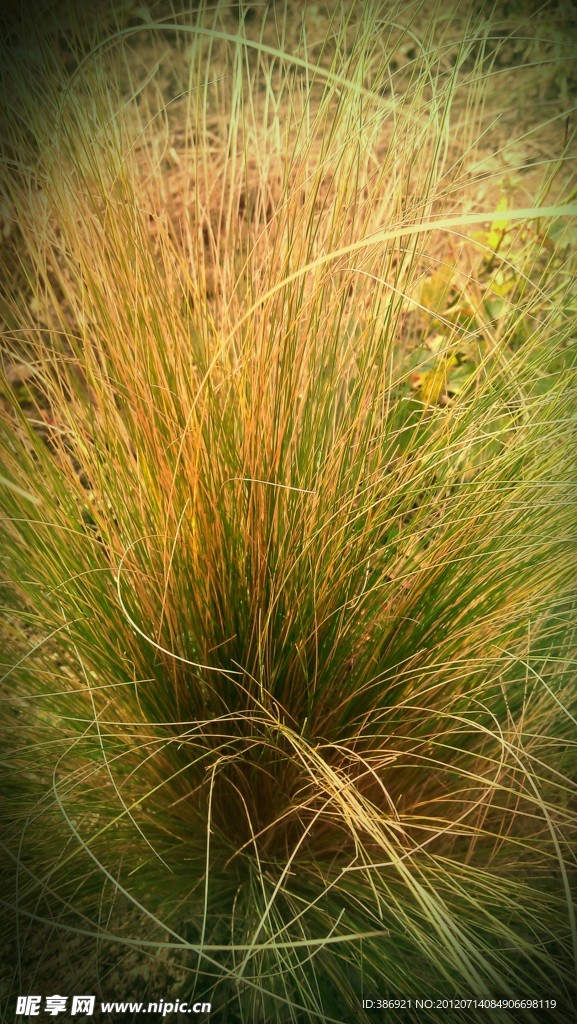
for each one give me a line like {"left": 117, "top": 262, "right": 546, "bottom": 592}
{"left": 1, "top": 2, "right": 576, "bottom": 1021}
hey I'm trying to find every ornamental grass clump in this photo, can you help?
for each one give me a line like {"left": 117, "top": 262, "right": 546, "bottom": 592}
{"left": 1, "top": 2, "right": 576, "bottom": 1021}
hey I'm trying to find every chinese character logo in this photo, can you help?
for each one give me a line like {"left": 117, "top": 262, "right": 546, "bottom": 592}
{"left": 16, "top": 996, "right": 42, "bottom": 1016}
{"left": 45, "top": 996, "right": 68, "bottom": 1016}
{"left": 71, "top": 996, "right": 96, "bottom": 1016}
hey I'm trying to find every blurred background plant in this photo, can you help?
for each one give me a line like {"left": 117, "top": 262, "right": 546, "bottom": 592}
{"left": 1, "top": 1, "right": 576, "bottom": 1021}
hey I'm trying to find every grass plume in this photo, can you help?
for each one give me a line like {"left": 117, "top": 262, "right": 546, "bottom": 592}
{"left": 1, "top": 2, "right": 576, "bottom": 1021}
